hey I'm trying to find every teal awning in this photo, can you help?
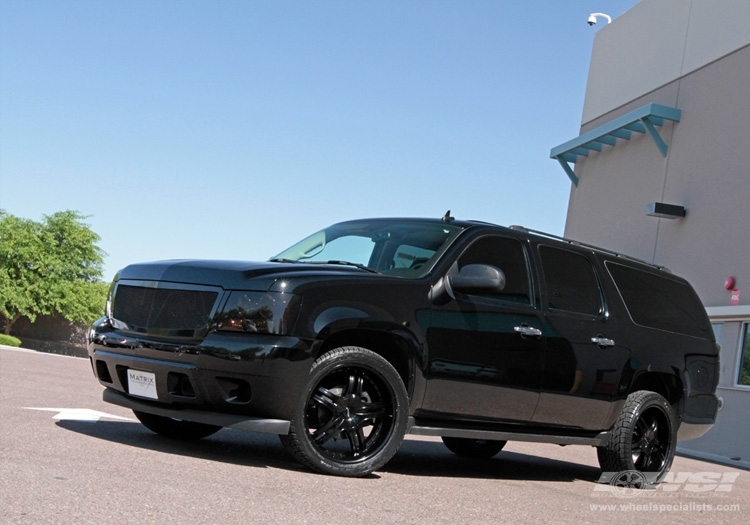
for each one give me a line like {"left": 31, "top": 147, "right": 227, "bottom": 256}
{"left": 550, "top": 103, "right": 682, "bottom": 186}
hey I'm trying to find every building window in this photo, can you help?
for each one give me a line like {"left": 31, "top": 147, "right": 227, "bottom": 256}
{"left": 739, "top": 324, "right": 750, "bottom": 387}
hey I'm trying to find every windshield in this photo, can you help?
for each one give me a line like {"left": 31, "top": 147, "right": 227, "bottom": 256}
{"left": 271, "top": 219, "right": 463, "bottom": 277}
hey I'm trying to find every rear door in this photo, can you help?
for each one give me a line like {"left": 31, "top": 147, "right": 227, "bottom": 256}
{"left": 530, "top": 244, "right": 631, "bottom": 430}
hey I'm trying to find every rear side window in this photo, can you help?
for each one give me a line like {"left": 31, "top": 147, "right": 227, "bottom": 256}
{"left": 606, "top": 262, "right": 713, "bottom": 339}
{"left": 539, "top": 246, "right": 602, "bottom": 316}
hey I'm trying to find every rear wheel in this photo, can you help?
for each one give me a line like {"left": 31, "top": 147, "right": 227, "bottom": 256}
{"left": 280, "top": 346, "right": 408, "bottom": 477}
{"left": 133, "top": 410, "right": 222, "bottom": 440}
{"left": 441, "top": 436, "right": 507, "bottom": 458}
{"left": 597, "top": 390, "right": 677, "bottom": 484}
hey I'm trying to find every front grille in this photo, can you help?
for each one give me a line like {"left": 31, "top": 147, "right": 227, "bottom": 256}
{"left": 113, "top": 285, "right": 218, "bottom": 332}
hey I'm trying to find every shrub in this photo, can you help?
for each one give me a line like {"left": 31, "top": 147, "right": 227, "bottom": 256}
{"left": 1, "top": 210, "right": 106, "bottom": 335}
{"left": 0, "top": 334, "right": 22, "bottom": 347}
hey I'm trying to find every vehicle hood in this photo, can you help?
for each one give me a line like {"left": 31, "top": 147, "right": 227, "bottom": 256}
{"left": 114, "top": 259, "right": 378, "bottom": 291}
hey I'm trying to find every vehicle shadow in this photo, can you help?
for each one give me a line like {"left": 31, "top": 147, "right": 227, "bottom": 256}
{"left": 57, "top": 420, "right": 600, "bottom": 483}
{"left": 56, "top": 420, "right": 300, "bottom": 472}
{"left": 386, "top": 439, "right": 601, "bottom": 482}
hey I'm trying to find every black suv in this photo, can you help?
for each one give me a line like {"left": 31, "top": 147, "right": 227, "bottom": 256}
{"left": 87, "top": 216, "right": 719, "bottom": 480}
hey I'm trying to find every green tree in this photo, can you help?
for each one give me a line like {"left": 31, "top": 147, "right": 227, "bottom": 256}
{"left": 0, "top": 210, "right": 108, "bottom": 335}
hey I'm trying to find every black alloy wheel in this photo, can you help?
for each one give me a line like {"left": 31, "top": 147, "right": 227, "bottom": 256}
{"left": 597, "top": 390, "right": 677, "bottom": 484}
{"left": 280, "top": 346, "right": 408, "bottom": 477}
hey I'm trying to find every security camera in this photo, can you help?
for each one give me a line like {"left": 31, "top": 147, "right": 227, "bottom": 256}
{"left": 587, "top": 13, "right": 612, "bottom": 26}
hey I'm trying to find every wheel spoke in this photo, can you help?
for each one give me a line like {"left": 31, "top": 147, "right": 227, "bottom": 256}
{"left": 311, "top": 415, "right": 345, "bottom": 445}
{"left": 353, "top": 400, "right": 387, "bottom": 420}
{"left": 345, "top": 373, "right": 364, "bottom": 398}
{"left": 634, "top": 448, "right": 649, "bottom": 470}
{"left": 632, "top": 409, "right": 669, "bottom": 471}
{"left": 311, "top": 386, "right": 340, "bottom": 412}
{"left": 644, "top": 450, "right": 657, "bottom": 470}
{"left": 632, "top": 417, "right": 648, "bottom": 466}
{"left": 654, "top": 448, "right": 666, "bottom": 467}
{"left": 343, "top": 426, "right": 366, "bottom": 456}
{"left": 635, "top": 416, "right": 649, "bottom": 437}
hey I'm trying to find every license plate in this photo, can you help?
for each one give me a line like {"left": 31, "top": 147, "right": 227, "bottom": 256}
{"left": 127, "top": 369, "right": 158, "bottom": 400}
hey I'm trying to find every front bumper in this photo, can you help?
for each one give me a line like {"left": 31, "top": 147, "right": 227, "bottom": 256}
{"left": 103, "top": 389, "right": 290, "bottom": 434}
{"left": 88, "top": 327, "right": 314, "bottom": 421}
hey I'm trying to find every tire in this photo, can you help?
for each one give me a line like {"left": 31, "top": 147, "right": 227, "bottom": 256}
{"left": 597, "top": 390, "right": 677, "bottom": 484}
{"left": 441, "top": 436, "right": 507, "bottom": 459}
{"left": 133, "top": 410, "right": 222, "bottom": 440}
{"left": 279, "top": 346, "right": 409, "bottom": 477}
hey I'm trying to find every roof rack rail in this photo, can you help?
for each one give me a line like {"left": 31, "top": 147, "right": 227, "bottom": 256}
{"left": 508, "top": 225, "right": 671, "bottom": 272}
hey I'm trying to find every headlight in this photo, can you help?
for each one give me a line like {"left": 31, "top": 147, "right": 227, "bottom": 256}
{"left": 214, "top": 291, "right": 301, "bottom": 335}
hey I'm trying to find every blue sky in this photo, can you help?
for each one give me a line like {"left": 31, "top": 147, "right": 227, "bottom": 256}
{"left": 0, "top": 0, "right": 638, "bottom": 280}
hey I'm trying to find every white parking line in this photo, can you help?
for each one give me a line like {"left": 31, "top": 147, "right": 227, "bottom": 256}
{"left": 23, "top": 407, "right": 135, "bottom": 422}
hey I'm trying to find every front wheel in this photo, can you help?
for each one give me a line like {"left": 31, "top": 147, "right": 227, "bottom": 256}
{"left": 597, "top": 390, "right": 677, "bottom": 484}
{"left": 441, "top": 437, "right": 507, "bottom": 458}
{"left": 133, "top": 410, "right": 222, "bottom": 440}
{"left": 280, "top": 346, "right": 409, "bottom": 477}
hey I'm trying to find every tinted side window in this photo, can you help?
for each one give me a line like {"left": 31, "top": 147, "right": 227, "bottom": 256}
{"left": 457, "top": 236, "right": 531, "bottom": 304}
{"left": 606, "top": 262, "right": 713, "bottom": 339}
{"left": 539, "top": 246, "right": 602, "bottom": 316}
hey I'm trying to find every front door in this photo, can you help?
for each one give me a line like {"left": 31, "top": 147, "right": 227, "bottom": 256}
{"left": 422, "top": 235, "right": 544, "bottom": 423}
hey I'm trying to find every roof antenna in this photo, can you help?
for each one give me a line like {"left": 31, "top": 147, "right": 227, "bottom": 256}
{"left": 442, "top": 210, "right": 454, "bottom": 223}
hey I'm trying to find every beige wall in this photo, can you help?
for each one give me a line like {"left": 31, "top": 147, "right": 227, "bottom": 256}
{"left": 566, "top": 46, "right": 750, "bottom": 307}
{"left": 582, "top": 0, "right": 750, "bottom": 125}
{"left": 563, "top": 0, "right": 750, "bottom": 466}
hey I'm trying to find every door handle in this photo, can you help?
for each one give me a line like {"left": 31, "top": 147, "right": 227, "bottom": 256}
{"left": 514, "top": 324, "right": 542, "bottom": 337}
{"left": 591, "top": 336, "right": 615, "bottom": 347}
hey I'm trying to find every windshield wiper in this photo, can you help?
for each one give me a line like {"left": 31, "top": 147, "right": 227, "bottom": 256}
{"left": 307, "top": 260, "right": 379, "bottom": 273}
{"left": 269, "top": 258, "right": 379, "bottom": 273}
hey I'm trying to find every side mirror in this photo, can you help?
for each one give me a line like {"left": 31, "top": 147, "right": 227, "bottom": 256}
{"left": 429, "top": 264, "right": 506, "bottom": 304}
{"left": 450, "top": 264, "right": 506, "bottom": 294}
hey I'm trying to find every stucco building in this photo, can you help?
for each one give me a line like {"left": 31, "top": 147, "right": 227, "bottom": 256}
{"left": 551, "top": 0, "right": 750, "bottom": 468}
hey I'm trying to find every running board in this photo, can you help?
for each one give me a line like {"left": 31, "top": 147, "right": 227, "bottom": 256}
{"left": 103, "top": 389, "right": 291, "bottom": 435}
{"left": 407, "top": 418, "right": 609, "bottom": 446}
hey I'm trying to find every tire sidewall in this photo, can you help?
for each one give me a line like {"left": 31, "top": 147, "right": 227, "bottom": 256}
{"left": 599, "top": 390, "right": 677, "bottom": 484}
{"left": 628, "top": 393, "right": 677, "bottom": 481}
{"left": 289, "top": 346, "right": 409, "bottom": 477}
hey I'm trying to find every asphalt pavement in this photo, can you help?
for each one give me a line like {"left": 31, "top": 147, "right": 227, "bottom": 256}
{"left": 1, "top": 346, "right": 746, "bottom": 524}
